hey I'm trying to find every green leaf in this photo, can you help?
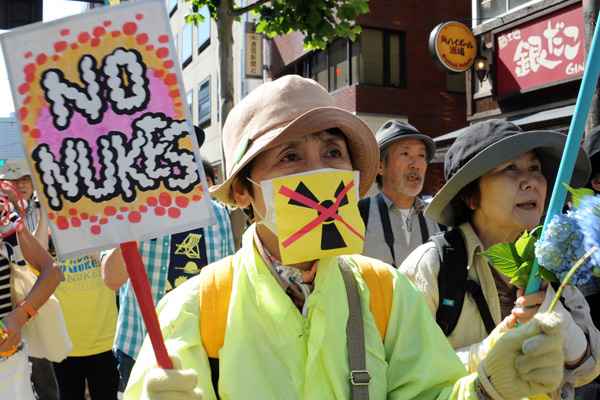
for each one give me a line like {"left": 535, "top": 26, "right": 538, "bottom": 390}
{"left": 538, "top": 266, "right": 559, "bottom": 283}
{"left": 510, "top": 260, "right": 533, "bottom": 288}
{"left": 592, "top": 266, "right": 600, "bottom": 278}
{"left": 514, "top": 229, "right": 539, "bottom": 262}
{"left": 563, "top": 183, "right": 595, "bottom": 208}
{"left": 483, "top": 243, "right": 521, "bottom": 278}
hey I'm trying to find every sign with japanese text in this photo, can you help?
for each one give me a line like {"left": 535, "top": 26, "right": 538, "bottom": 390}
{"left": 1, "top": 0, "right": 214, "bottom": 257}
{"left": 245, "top": 33, "right": 263, "bottom": 78}
{"left": 429, "top": 21, "right": 477, "bottom": 73}
{"left": 495, "top": 4, "right": 584, "bottom": 98}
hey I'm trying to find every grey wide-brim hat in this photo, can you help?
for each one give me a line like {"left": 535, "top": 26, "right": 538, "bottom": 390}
{"left": 375, "top": 120, "right": 436, "bottom": 162}
{"left": 426, "top": 119, "right": 591, "bottom": 227}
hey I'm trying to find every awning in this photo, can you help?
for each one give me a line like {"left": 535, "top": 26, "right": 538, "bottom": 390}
{"left": 507, "top": 104, "right": 575, "bottom": 126}
{"left": 433, "top": 103, "right": 576, "bottom": 145}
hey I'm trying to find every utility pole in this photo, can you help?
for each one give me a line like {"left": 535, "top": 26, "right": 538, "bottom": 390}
{"left": 583, "top": 0, "right": 600, "bottom": 137}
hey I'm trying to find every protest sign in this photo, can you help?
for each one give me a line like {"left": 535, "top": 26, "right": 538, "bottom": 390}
{"left": 0, "top": 0, "right": 213, "bottom": 258}
{"left": 264, "top": 169, "right": 365, "bottom": 265}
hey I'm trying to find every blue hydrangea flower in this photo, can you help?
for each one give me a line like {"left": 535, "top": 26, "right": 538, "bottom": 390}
{"left": 535, "top": 212, "right": 594, "bottom": 286}
{"left": 573, "top": 195, "right": 600, "bottom": 268}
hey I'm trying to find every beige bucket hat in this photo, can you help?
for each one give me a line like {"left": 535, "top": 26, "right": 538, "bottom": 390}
{"left": 0, "top": 159, "right": 31, "bottom": 180}
{"left": 211, "top": 75, "right": 379, "bottom": 206}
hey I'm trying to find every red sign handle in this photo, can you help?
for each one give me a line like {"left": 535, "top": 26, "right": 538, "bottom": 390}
{"left": 120, "top": 241, "right": 173, "bottom": 370}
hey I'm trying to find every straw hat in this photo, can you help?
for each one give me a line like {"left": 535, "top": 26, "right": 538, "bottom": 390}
{"left": 211, "top": 75, "right": 379, "bottom": 206}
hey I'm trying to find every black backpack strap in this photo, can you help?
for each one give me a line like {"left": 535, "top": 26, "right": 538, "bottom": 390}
{"left": 432, "top": 229, "right": 469, "bottom": 336}
{"left": 417, "top": 212, "right": 429, "bottom": 244}
{"left": 376, "top": 193, "right": 396, "bottom": 266}
{"left": 465, "top": 280, "right": 495, "bottom": 334}
{"left": 358, "top": 198, "right": 371, "bottom": 229}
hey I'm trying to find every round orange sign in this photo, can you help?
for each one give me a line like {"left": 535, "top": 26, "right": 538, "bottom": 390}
{"left": 429, "top": 21, "right": 477, "bottom": 73}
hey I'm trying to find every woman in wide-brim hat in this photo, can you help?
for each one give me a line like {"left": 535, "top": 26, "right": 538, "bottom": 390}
{"left": 400, "top": 119, "right": 600, "bottom": 398}
{"left": 125, "top": 78, "right": 568, "bottom": 400}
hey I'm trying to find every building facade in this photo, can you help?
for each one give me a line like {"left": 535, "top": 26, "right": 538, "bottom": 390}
{"left": 269, "top": 0, "right": 470, "bottom": 194}
{"left": 166, "top": 0, "right": 264, "bottom": 182}
{"left": 466, "top": 0, "right": 585, "bottom": 131}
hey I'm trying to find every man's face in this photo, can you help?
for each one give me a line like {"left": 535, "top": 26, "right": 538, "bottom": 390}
{"left": 379, "top": 138, "right": 428, "bottom": 197}
{"left": 10, "top": 175, "right": 34, "bottom": 201}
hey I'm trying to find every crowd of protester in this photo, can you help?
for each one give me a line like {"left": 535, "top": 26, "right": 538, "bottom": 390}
{"left": 0, "top": 74, "right": 599, "bottom": 399}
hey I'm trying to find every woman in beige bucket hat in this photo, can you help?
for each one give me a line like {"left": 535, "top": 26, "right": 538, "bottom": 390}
{"left": 125, "top": 76, "right": 567, "bottom": 400}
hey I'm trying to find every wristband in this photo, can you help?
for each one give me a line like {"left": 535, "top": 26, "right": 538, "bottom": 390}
{"left": 18, "top": 301, "right": 37, "bottom": 320}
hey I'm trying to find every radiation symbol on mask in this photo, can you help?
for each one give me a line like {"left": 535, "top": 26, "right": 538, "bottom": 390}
{"left": 286, "top": 181, "right": 351, "bottom": 250}
{"left": 270, "top": 169, "right": 365, "bottom": 265}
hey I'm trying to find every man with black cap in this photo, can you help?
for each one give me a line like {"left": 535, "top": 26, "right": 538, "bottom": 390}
{"left": 360, "top": 120, "right": 440, "bottom": 267}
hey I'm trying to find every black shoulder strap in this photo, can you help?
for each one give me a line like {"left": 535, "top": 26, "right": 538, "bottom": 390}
{"left": 432, "top": 229, "right": 469, "bottom": 336}
{"left": 464, "top": 280, "right": 496, "bottom": 334}
{"left": 433, "top": 229, "right": 496, "bottom": 336}
{"left": 417, "top": 212, "right": 429, "bottom": 244}
{"left": 376, "top": 193, "right": 396, "bottom": 266}
{"left": 358, "top": 198, "right": 371, "bottom": 228}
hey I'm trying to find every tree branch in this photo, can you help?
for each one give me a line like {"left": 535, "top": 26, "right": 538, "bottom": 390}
{"left": 232, "top": 0, "right": 269, "bottom": 17}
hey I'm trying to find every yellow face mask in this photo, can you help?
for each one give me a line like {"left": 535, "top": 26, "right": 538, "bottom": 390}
{"left": 255, "top": 168, "right": 365, "bottom": 265}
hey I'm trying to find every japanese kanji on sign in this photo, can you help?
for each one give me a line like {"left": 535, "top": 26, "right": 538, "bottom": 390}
{"left": 496, "top": 3, "right": 584, "bottom": 98}
{"left": 1, "top": 0, "right": 214, "bottom": 258}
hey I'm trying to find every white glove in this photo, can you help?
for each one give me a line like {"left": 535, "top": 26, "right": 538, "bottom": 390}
{"left": 539, "top": 285, "right": 588, "bottom": 364}
{"left": 144, "top": 356, "right": 203, "bottom": 400}
{"left": 478, "top": 312, "right": 565, "bottom": 400}
{"left": 459, "top": 315, "right": 516, "bottom": 372}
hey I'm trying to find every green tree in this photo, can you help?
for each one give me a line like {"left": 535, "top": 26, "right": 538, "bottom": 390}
{"left": 185, "top": 0, "right": 369, "bottom": 167}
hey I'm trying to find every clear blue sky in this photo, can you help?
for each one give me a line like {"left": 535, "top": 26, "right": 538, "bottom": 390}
{"left": 0, "top": 0, "right": 89, "bottom": 117}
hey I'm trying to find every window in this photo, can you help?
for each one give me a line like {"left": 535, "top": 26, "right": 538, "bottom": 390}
{"left": 360, "top": 29, "right": 406, "bottom": 87}
{"left": 477, "top": 0, "right": 541, "bottom": 23}
{"left": 198, "top": 78, "right": 211, "bottom": 127}
{"left": 350, "top": 39, "right": 360, "bottom": 85}
{"left": 197, "top": 5, "right": 210, "bottom": 53}
{"left": 167, "top": 0, "right": 177, "bottom": 16}
{"left": 310, "top": 52, "right": 328, "bottom": 89}
{"left": 277, "top": 28, "right": 405, "bottom": 91}
{"left": 180, "top": 23, "right": 193, "bottom": 68}
{"left": 186, "top": 90, "right": 193, "bottom": 120}
{"left": 360, "top": 29, "right": 383, "bottom": 85}
{"left": 329, "top": 39, "right": 349, "bottom": 91}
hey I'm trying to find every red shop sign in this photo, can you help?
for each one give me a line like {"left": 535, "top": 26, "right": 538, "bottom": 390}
{"left": 495, "top": 3, "right": 584, "bottom": 98}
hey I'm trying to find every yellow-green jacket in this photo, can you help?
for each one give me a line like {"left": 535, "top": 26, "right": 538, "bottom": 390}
{"left": 124, "top": 225, "right": 481, "bottom": 399}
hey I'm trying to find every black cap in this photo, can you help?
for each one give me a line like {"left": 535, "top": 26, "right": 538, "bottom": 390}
{"left": 375, "top": 120, "right": 436, "bottom": 162}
